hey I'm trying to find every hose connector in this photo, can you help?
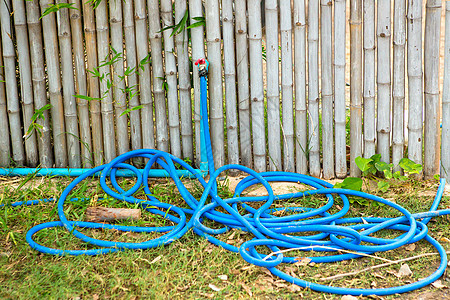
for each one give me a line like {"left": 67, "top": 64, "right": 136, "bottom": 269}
{"left": 195, "top": 58, "right": 209, "bottom": 77}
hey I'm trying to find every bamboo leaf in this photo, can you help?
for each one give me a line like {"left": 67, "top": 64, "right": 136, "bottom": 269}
{"left": 40, "top": 3, "right": 77, "bottom": 20}
{"left": 74, "top": 94, "right": 102, "bottom": 101}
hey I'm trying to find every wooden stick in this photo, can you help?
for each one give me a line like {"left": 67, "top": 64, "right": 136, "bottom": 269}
{"left": 442, "top": 1, "right": 450, "bottom": 179}
{"left": 235, "top": 0, "right": 252, "bottom": 168}
{"left": 265, "top": 0, "right": 281, "bottom": 171}
{"left": 0, "top": 19, "right": 10, "bottom": 167}
{"left": 293, "top": 0, "right": 307, "bottom": 174}
{"left": 85, "top": 207, "right": 141, "bottom": 222}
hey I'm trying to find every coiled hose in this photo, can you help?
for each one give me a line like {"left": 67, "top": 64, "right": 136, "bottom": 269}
{"left": 1, "top": 59, "right": 449, "bottom": 296}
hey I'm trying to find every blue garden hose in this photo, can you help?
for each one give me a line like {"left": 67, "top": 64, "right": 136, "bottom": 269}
{"left": 1, "top": 58, "right": 449, "bottom": 296}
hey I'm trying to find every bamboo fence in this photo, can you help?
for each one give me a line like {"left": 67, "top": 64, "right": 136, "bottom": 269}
{"left": 0, "top": 0, "right": 448, "bottom": 180}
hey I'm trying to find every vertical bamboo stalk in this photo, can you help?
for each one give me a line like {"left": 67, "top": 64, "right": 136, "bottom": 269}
{"left": 57, "top": 0, "right": 81, "bottom": 168}
{"left": 161, "top": 0, "right": 181, "bottom": 158}
{"left": 123, "top": 0, "right": 142, "bottom": 163}
{"left": 83, "top": 1, "right": 103, "bottom": 166}
{"left": 222, "top": 0, "right": 239, "bottom": 167}
{"left": 349, "top": 0, "right": 363, "bottom": 177}
{"left": 308, "top": 0, "right": 320, "bottom": 177}
{"left": 392, "top": 0, "right": 406, "bottom": 172}
{"left": 205, "top": 0, "right": 225, "bottom": 168}
{"left": 265, "top": 0, "right": 281, "bottom": 171}
{"left": 363, "top": 0, "right": 375, "bottom": 159}
{"left": 0, "top": 26, "right": 10, "bottom": 166}
{"left": 175, "top": 0, "right": 193, "bottom": 162}
{"left": 442, "top": 1, "right": 450, "bottom": 179}
{"left": 294, "top": 0, "right": 307, "bottom": 174}
{"left": 13, "top": 0, "right": 38, "bottom": 167}
{"left": 424, "top": 0, "right": 442, "bottom": 178}
{"left": 320, "top": 0, "right": 334, "bottom": 179}
{"left": 109, "top": 0, "right": 129, "bottom": 156}
{"left": 69, "top": 0, "right": 92, "bottom": 167}
{"left": 40, "top": 0, "right": 67, "bottom": 167}
{"left": 148, "top": 0, "right": 168, "bottom": 153}
{"left": 377, "top": 0, "right": 391, "bottom": 164}
{"left": 235, "top": 0, "right": 252, "bottom": 168}
{"left": 280, "top": 0, "right": 295, "bottom": 172}
{"left": 334, "top": 0, "right": 346, "bottom": 178}
{"left": 407, "top": 0, "right": 423, "bottom": 168}
{"left": 189, "top": 0, "right": 206, "bottom": 167}
{"left": 96, "top": 0, "right": 116, "bottom": 163}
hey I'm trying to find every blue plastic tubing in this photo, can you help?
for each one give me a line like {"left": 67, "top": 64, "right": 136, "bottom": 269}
{"left": 1, "top": 62, "right": 450, "bottom": 296}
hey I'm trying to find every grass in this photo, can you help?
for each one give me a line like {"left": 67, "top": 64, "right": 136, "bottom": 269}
{"left": 1, "top": 174, "right": 450, "bottom": 299}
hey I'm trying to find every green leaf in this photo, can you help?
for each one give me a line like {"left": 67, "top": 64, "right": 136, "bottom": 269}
{"left": 399, "top": 158, "right": 423, "bottom": 174}
{"left": 393, "top": 171, "right": 401, "bottom": 179}
{"left": 370, "top": 154, "right": 382, "bottom": 163}
{"left": 40, "top": 3, "right": 77, "bottom": 19}
{"left": 377, "top": 181, "right": 390, "bottom": 192}
{"left": 74, "top": 95, "right": 102, "bottom": 101}
{"left": 355, "top": 156, "right": 372, "bottom": 172}
{"left": 334, "top": 177, "right": 363, "bottom": 191}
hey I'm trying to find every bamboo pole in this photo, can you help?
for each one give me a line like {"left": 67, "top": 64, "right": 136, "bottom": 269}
{"left": 363, "top": 0, "right": 375, "bottom": 159}
{"left": 376, "top": 0, "right": 391, "bottom": 164}
{"left": 235, "top": 0, "right": 252, "bottom": 168}
{"left": 392, "top": 0, "right": 406, "bottom": 172}
{"left": 175, "top": 0, "right": 193, "bottom": 162}
{"left": 13, "top": 0, "right": 38, "bottom": 167}
{"left": 57, "top": 0, "right": 81, "bottom": 168}
{"left": 442, "top": 1, "right": 450, "bottom": 179}
{"left": 334, "top": 0, "right": 346, "bottom": 178}
{"left": 222, "top": 0, "right": 239, "bottom": 167}
{"left": 0, "top": 26, "right": 10, "bottom": 166}
{"left": 281, "top": 0, "right": 295, "bottom": 173}
{"left": 40, "top": 0, "right": 67, "bottom": 167}
{"left": 69, "top": 0, "right": 92, "bottom": 167}
{"left": 188, "top": 0, "right": 206, "bottom": 167}
{"left": 83, "top": 0, "right": 103, "bottom": 166}
{"left": 320, "top": 0, "right": 334, "bottom": 179}
{"left": 294, "top": 0, "right": 307, "bottom": 174}
{"left": 109, "top": 0, "right": 129, "bottom": 157}
{"left": 123, "top": 0, "right": 143, "bottom": 165}
{"left": 96, "top": 0, "right": 116, "bottom": 163}
{"left": 265, "top": 0, "right": 281, "bottom": 171}
{"left": 161, "top": 0, "right": 181, "bottom": 158}
{"left": 424, "top": 0, "right": 442, "bottom": 178}
{"left": 308, "top": 0, "right": 320, "bottom": 177}
{"left": 349, "top": 0, "right": 363, "bottom": 177}
{"left": 205, "top": 0, "right": 225, "bottom": 168}
{"left": 407, "top": 0, "right": 424, "bottom": 168}
{"left": 148, "top": 0, "right": 168, "bottom": 153}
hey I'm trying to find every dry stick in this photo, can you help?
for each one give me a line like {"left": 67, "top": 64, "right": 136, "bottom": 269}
{"left": 222, "top": 0, "right": 239, "bottom": 169}
{"left": 123, "top": 0, "right": 143, "bottom": 166}
{"left": 70, "top": 0, "right": 92, "bottom": 167}
{"left": 96, "top": 0, "right": 116, "bottom": 163}
{"left": 40, "top": 0, "right": 67, "bottom": 167}
{"left": 83, "top": 1, "right": 103, "bottom": 166}
{"left": 13, "top": 0, "right": 38, "bottom": 167}
{"left": 189, "top": 0, "right": 206, "bottom": 167}
{"left": 1, "top": 0, "right": 25, "bottom": 166}
{"left": 392, "top": 0, "right": 406, "bottom": 173}
{"left": 176, "top": 0, "right": 193, "bottom": 162}
{"left": 334, "top": 0, "right": 346, "bottom": 178}
{"left": 148, "top": 0, "right": 168, "bottom": 154}
{"left": 110, "top": 0, "right": 129, "bottom": 157}
{"left": 308, "top": 0, "right": 320, "bottom": 177}
{"left": 265, "top": 0, "right": 281, "bottom": 171}
{"left": 442, "top": 1, "right": 450, "bottom": 179}
{"left": 293, "top": 0, "right": 307, "bottom": 174}
{"left": 424, "top": 0, "right": 442, "bottom": 179}
{"left": 281, "top": 0, "right": 295, "bottom": 173}
{"left": 377, "top": 0, "right": 391, "bottom": 164}
{"left": 320, "top": 0, "right": 334, "bottom": 179}
{"left": 57, "top": 0, "right": 81, "bottom": 168}
{"left": 349, "top": 0, "right": 363, "bottom": 177}
{"left": 0, "top": 23, "right": 10, "bottom": 167}
{"left": 135, "top": 0, "right": 154, "bottom": 152}
{"left": 363, "top": 0, "right": 375, "bottom": 159}
{"left": 235, "top": 0, "right": 252, "bottom": 168}
{"left": 205, "top": 0, "right": 225, "bottom": 168}
{"left": 161, "top": 0, "right": 181, "bottom": 158}
{"left": 320, "top": 252, "right": 442, "bottom": 282}
{"left": 407, "top": 0, "right": 424, "bottom": 170}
